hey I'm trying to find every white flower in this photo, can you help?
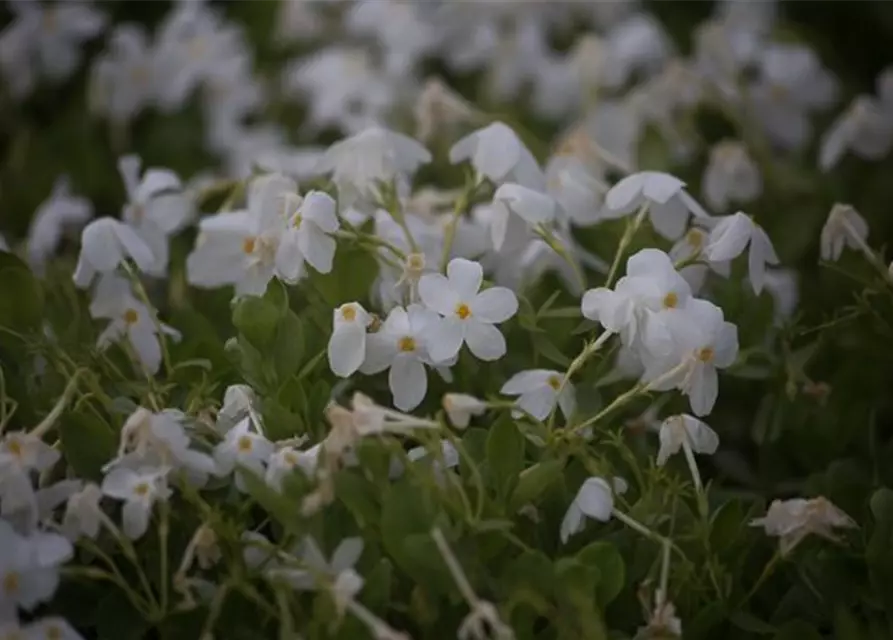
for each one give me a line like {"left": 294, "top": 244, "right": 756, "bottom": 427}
{"left": 643, "top": 298, "right": 739, "bottom": 417}
{"left": 545, "top": 154, "right": 608, "bottom": 227}
{"left": 414, "top": 77, "right": 477, "bottom": 143}
{"left": 820, "top": 203, "right": 869, "bottom": 262}
{"left": 449, "top": 121, "right": 546, "bottom": 190}
{"left": 213, "top": 417, "right": 275, "bottom": 492}
{"left": 819, "top": 95, "right": 893, "bottom": 171}
{"left": 604, "top": 171, "right": 709, "bottom": 240}
{"left": 0, "top": 520, "right": 72, "bottom": 616}
{"left": 72, "top": 217, "right": 155, "bottom": 288}
{"left": 750, "top": 496, "right": 856, "bottom": 556}
{"left": 61, "top": 483, "right": 103, "bottom": 541}
{"left": 0, "top": 0, "right": 105, "bottom": 98}
{"left": 186, "top": 174, "right": 293, "bottom": 296}
{"left": 89, "top": 274, "right": 179, "bottom": 374}
{"left": 489, "top": 184, "right": 557, "bottom": 251}
{"left": 268, "top": 536, "right": 364, "bottom": 594}
{"left": 656, "top": 414, "right": 719, "bottom": 466}
{"left": 360, "top": 305, "right": 441, "bottom": 411}
{"left": 702, "top": 212, "right": 779, "bottom": 294}
{"left": 118, "top": 155, "right": 194, "bottom": 277}
{"left": 89, "top": 24, "right": 157, "bottom": 124}
{"left": 418, "top": 258, "right": 518, "bottom": 363}
{"left": 442, "top": 393, "right": 487, "bottom": 429}
{"left": 265, "top": 445, "right": 319, "bottom": 492}
{"left": 763, "top": 268, "right": 799, "bottom": 326}
{"left": 328, "top": 302, "right": 373, "bottom": 378}
{"left": 101, "top": 466, "right": 171, "bottom": 539}
{"left": 668, "top": 226, "right": 730, "bottom": 293}
{"left": 702, "top": 140, "right": 762, "bottom": 212}
{"left": 560, "top": 476, "right": 628, "bottom": 543}
{"left": 216, "top": 384, "right": 261, "bottom": 434}
{"left": 317, "top": 126, "right": 431, "bottom": 209}
{"left": 0, "top": 432, "right": 59, "bottom": 520}
{"left": 276, "top": 189, "right": 340, "bottom": 280}
{"left": 500, "top": 369, "right": 575, "bottom": 421}
{"left": 23, "top": 616, "right": 86, "bottom": 640}
{"left": 581, "top": 249, "right": 692, "bottom": 355}
{"left": 26, "top": 177, "right": 92, "bottom": 273}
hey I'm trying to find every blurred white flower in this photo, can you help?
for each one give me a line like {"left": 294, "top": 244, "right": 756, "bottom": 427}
{"left": 265, "top": 445, "right": 319, "bottom": 492}
{"left": 656, "top": 414, "right": 719, "bottom": 466}
{"left": 26, "top": 177, "right": 92, "bottom": 274}
{"left": 328, "top": 302, "right": 372, "bottom": 378}
{"left": 750, "top": 496, "right": 856, "bottom": 556}
{"left": 601, "top": 13, "right": 672, "bottom": 89}
{"left": 277, "top": 190, "right": 340, "bottom": 280}
{"left": 442, "top": 393, "right": 487, "bottom": 429}
{"left": 101, "top": 466, "right": 171, "bottom": 539}
{"left": 450, "top": 122, "right": 546, "bottom": 190}
{"left": 819, "top": 95, "right": 893, "bottom": 171}
{"left": 213, "top": 417, "right": 275, "bottom": 493}
{"left": 61, "top": 483, "right": 103, "bottom": 541}
{"left": 0, "top": 520, "right": 72, "bottom": 615}
{"left": 702, "top": 212, "right": 779, "bottom": 294}
{"left": 72, "top": 217, "right": 155, "bottom": 288}
{"left": 560, "top": 476, "right": 628, "bottom": 543}
{"left": 702, "top": 141, "right": 762, "bottom": 212}
{"left": 24, "top": 616, "right": 86, "bottom": 640}
{"left": 490, "top": 184, "right": 557, "bottom": 251}
{"left": 819, "top": 203, "right": 869, "bottom": 262}
{"left": 90, "top": 24, "right": 158, "bottom": 124}
{"left": 604, "top": 171, "right": 709, "bottom": 240}
{"left": 419, "top": 258, "right": 518, "bottom": 363}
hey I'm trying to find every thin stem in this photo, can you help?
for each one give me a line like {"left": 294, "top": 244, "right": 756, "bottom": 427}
{"left": 29, "top": 368, "right": 83, "bottom": 438}
{"left": 841, "top": 216, "right": 892, "bottom": 286}
{"left": 681, "top": 439, "right": 705, "bottom": 500}
{"left": 159, "top": 500, "right": 171, "bottom": 615}
{"left": 740, "top": 550, "right": 782, "bottom": 606}
{"left": 431, "top": 527, "right": 478, "bottom": 607}
{"left": 440, "top": 187, "right": 470, "bottom": 272}
{"left": 200, "top": 580, "right": 231, "bottom": 640}
{"left": 605, "top": 203, "right": 649, "bottom": 288}
{"left": 547, "top": 331, "right": 613, "bottom": 429}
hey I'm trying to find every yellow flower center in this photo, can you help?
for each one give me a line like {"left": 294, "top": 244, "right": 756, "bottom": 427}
{"left": 292, "top": 214, "right": 303, "bottom": 229}
{"left": 3, "top": 572, "right": 19, "bottom": 594}
{"left": 132, "top": 482, "right": 150, "bottom": 497}
{"left": 697, "top": 347, "right": 715, "bottom": 363}
{"left": 686, "top": 228, "right": 704, "bottom": 248}
{"left": 6, "top": 439, "right": 22, "bottom": 458}
{"left": 547, "top": 375, "right": 562, "bottom": 390}
{"left": 237, "top": 436, "right": 253, "bottom": 452}
{"left": 341, "top": 306, "right": 357, "bottom": 322}
{"left": 455, "top": 303, "right": 471, "bottom": 320}
{"left": 242, "top": 236, "right": 257, "bottom": 254}
{"left": 283, "top": 452, "right": 298, "bottom": 466}
{"left": 123, "top": 308, "right": 140, "bottom": 325}
{"left": 398, "top": 336, "right": 416, "bottom": 352}
{"left": 663, "top": 292, "right": 678, "bottom": 309}
{"left": 406, "top": 253, "right": 425, "bottom": 271}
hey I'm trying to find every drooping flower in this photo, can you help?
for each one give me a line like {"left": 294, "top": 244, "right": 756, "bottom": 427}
{"left": 101, "top": 466, "right": 171, "bottom": 540}
{"left": 701, "top": 140, "right": 762, "bottom": 212}
{"left": 702, "top": 212, "right": 779, "bottom": 294}
{"left": 276, "top": 189, "right": 340, "bottom": 280}
{"left": 656, "top": 414, "right": 719, "bottom": 466}
{"left": 418, "top": 258, "right": 518, "bottom": 363}
{"left": 603, "top": 171, "right": 710, "bottom": 240}
{"left": 72, "top": 217, "right": 155, "bottom": 288}
{"left": 500, "top": 369, "right": 576, "bottom": 421}
{"left": 560, "top": 476, "right": 628, "bottom": 543}
{"left": 750, "top": 496, "right": 856, "bottom": 556}
{"left": 328, "top": 302, "right": 373, "bottom": 378}
{"left": 819, "top": 203, "right": 870, "bottom": 262}
{"left": 489, "top": 183, "right": 557, "bottom": 251}
{"left": 449, "top": 121, "right": 545, "bottom": 190}
{"left": 442, "top": 393, "right": 487, "bottom": 429}
{"left": 26, "top": 176, "right": 93, "bottom": 273}
{"left": 819, "top": 95, "right": 893, "bottom": 171}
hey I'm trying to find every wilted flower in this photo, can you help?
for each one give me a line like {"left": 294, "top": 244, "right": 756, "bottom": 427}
{"left": 702, "top": 140, "right": 762, "bottom": 212}
{"left": 819, "top": 203, "right": 870, "bottom": 262}
{"left": 750, "top": 496, "right": 856, "bottom": 556}
{"left": 560, "top": 476, "right": 628, "bottom": 543}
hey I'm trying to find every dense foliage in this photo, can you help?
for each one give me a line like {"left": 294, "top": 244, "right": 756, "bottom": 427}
{"left": 2, "top": 1, "right": 893, "bottom": 639}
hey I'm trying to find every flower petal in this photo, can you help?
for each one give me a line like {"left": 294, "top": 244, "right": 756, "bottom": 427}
{"left": 464, "top": 319, "right": 506, "bottom": 361}
{"left": 470, "top": 287, "right": 518, "bottom": 323}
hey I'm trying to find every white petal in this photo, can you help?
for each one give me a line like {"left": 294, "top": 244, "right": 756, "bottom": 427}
{"left": 122, "top": 500, "right": 150, "bottom": 539}
{"left": 642, "top": 172, "right": 686, "bottom": 204}
{"left": 516, "top": 386, "right": 557, "bottom": 421}
{"left": 501, "top": 369, "right": 554, "bottom": 395}
{"left": 704, "top": 213, "right": 752, "bottom": 262}
{"left": 470, "top": 287, "right": 517, "bottom": 323}
{"left": 427, "top": 317, "right": 465, "bottom": 363}
{"left": 360, "top": 332, "right": 396, "bottom": 375}
{"left": 418, "top": 273, "right": 459, "bottom": 316}
{"left": 447, "top": 258, "right": 483, "bottom": 300}
{"left": 302, "top": 191, "right": 339, "bottom": 233}
{"left": 328, "top": 324, "right": 367, "bottom": 378}
{"left": 128, "top": 323, "right": 161, "bottom": 374}
{"left": 464, "top": 319, "right": 506, "bottom": 361}
{"left": 605, "top": 173, "right": 645, "bottom": 213}
{"left": 560, "top": 503, "right": 584, "bottom": 543}
{"left": 389, "top": 355, "right": 427, "bottom": 411}
{"left": 576, "top": 477, "right": 613, "bottom": 521}
{"left": 687, "top": 364, "right": 718, "bottom": 417}
{"left": 299, "top": 225, "right": 336, "bottom": 274}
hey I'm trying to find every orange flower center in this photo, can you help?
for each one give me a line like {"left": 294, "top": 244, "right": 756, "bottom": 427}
{"left": 123, "top": 308, "right": 140, "bottom": 325}
{"left": 697, "top": 347, "right": 715, "bottom": 363}
{"left": 6, "top": 439, "right": 22, "bottom": 458}
{"left": 455, "top": 303, "right": 471, "bottom": 320}
{"left": 132, "top": 482, "right": 150, "bottom": 497}
{"left": 242, "top": 236, "right": 257, "bottom": 254}
{"left": 237, "top": 436, "right": 253, "bottom": 452}
{"left": 398, "top": 336, "right": 416, "bottom": 352}
{"left": 341, "top": 306, "right": 357, "bottom": 322}
{"left": 547, "top": 375, "right": 562, "bottom": 390}
{"left": 663, "top": 292, "right": 678, "bottom": 309}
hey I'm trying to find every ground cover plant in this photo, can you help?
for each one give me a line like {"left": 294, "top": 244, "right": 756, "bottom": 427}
{"left": 2, "top": 1, "right": 893, "bottom": 638}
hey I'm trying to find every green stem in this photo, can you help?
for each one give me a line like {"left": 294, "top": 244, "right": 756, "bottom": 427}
{"left": 605, "top": 204, "right": 649, "bottom": 288}
{"left": 440, "top": 187, "right": 470, "bottom": 272}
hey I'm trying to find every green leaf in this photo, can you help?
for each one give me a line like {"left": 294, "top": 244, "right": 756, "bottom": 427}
{"left": 95, "top": 589, "right": 151, "bottom": 640}
{"left": 238, "top": 465, "right": 301, "bottom": 534}
{"left": 0, "top": 252, "right": 43, "bottom": 334}
{"left": 502, "top": 550, "right": 554, "bottom": 614}
{"left": 58, "top": 412, "right": 116, "bottom": 482}
{"left": 509, "top": 459, "right": 564, "bottom": 512}
{"left": 577, "top": 541, "right": 625, "bottom": 606}
{"left": 360, "top": 558, "right": 393, "bottom": 612}
{"left": 261, "top": 397, "right": 305, "bottom": 441}
{"left": 532, "top": 334, "right": 572, "bottom": 368}
{"left": 334, "top": 469, "right": 381, "bottom": 527}
{"left": 310, "top": 245, "right": 378, "bottom": 307}
{"left": 486, "top": 415, "right": 524, "bottom": 500}
{"left": 272, "top": 310, "right": 305, "bottom": 383}
{"left": 730, "top": 611, "right": 776, "bottom": 635}
{"left": 772, "top": 620, "right": 822, "bottom": 640}
{"left": 709, "top": 499, "right": 746, "bottom": 553}
{"left": 232, "top": 283, "right": 286, "bottom": 350}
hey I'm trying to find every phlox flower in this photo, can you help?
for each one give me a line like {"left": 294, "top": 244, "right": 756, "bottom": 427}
{"left": 0, "top": 520, "right": 73, "bottom": 617}
{"left": 642, "top": 298, "right": 739, "bottom": 417}
{"left": 449, "top": 121, "right": 546, "bottom": 190}
{"left": 603, "top": 171, "right": 709, "bottom": 240}
{"left": 101, "top": 466, "right": 171, "bottom": 540}
{"left": 0, "top": 431, "right": 60, "bottom": 520}
{"left": 72, "top": 217, "right": 155, "bottom": 288}
{"left": 500, "top": 369, "right": 576, "bottom": 421}
{"left": 89, "top": 24, "right": 157, "bottom": 124}
{"left": 213, "top": 417, "right": 275, "bottom": 493}
{"left": 61, "top": 483, "right": 103, "bottom": 541}
{"left": 118, "top": 155, "right": 194, "bottom": 277}
{"left": 545, "top": 153, "right": 609, "bottom": 227}
{"left": 360, "top": 304, "right": 441, "bottom": 411}
{"left": 89, "top": 274, "right": 179, "bottom": 374}
{"left": 702, "top": 212, "right": 779, "bottom": 294}
{"left": 276, "top": 189, "right": 340, "bottom": 281}
{"left": 328, "top": 302, "right": 373, "bottom": 378}
{"left": 702, "top": 140, "right": 762, "bottom": 212}
{"left": 442, "top": 393, "right": 487, "bottom": 429}
{"left": 560, "top": 476, "right": 628, "bottom": 543}
{"left": 26, "top": 176, "right": 92, "bottom": 273}
{"left": 750, "top": 496, "right": 856, "bottom": 556}
{"left": 819, "top": 95, "right": 893, "bottom": 171}
{"left": 265, "top": 445, "right": 319, "bottom": 492}
{"left": 656, "top": 414, "right": 719, "bottom": 466}
{"left": 489, "top": 183, "right": 557, "bottom": 251}
{"left": 418, "top": 258, "right": 518, "bottom": 363}
{"left": 819, "top": 203, "right": 870, "bottom": 262}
